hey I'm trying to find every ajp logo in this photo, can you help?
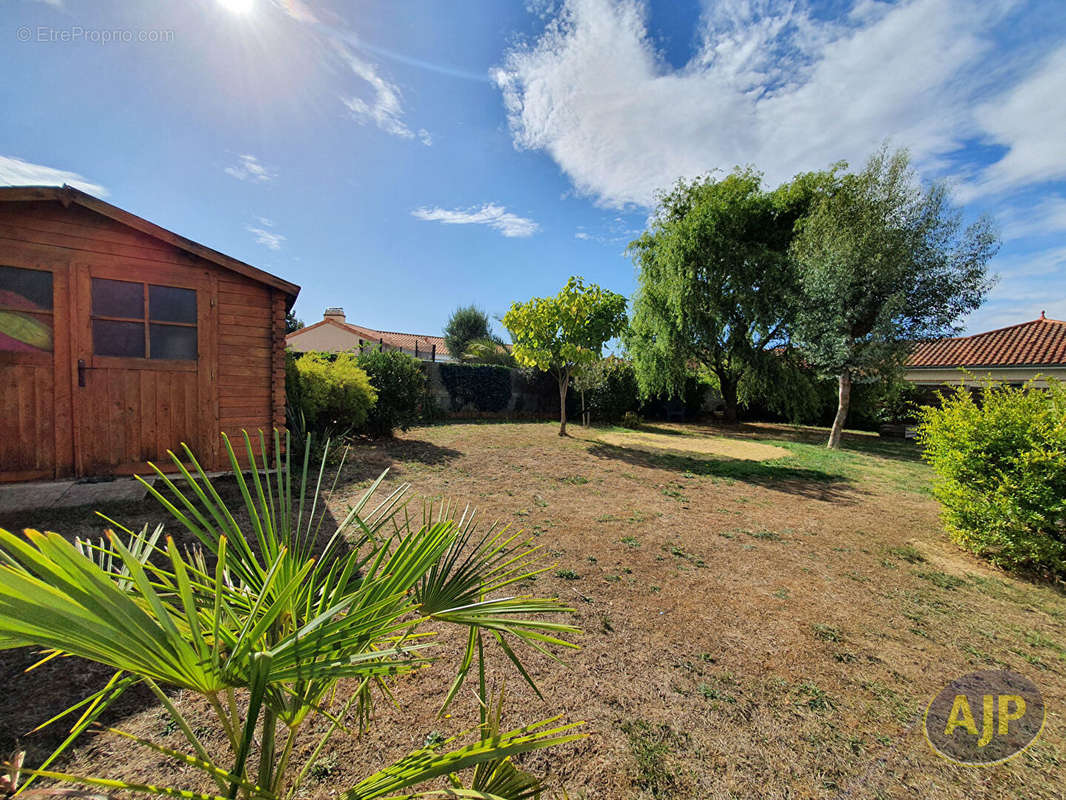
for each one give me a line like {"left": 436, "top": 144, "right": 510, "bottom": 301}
{"left": 924, "top": 670, "right": 1045, "bottom": 765}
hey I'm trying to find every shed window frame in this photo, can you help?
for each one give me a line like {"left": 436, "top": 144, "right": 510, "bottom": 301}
{"left": 90, "top": 278, "right": 198, "bottom": 362}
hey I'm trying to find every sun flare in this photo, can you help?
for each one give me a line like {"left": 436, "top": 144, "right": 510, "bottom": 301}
{"left": 218, "top": 0, "right": 254, "bottom": 14}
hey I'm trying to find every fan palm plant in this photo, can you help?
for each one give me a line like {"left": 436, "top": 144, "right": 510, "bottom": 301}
{"left": 0, "top": 430, "right": 582, "bottom": 800}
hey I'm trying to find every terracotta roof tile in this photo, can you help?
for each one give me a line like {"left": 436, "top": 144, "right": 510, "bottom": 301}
{"left": 907, "top": 315, "right": 1066, "bottom": 368}
{"left": 337, "top": 322, "right": 450, "bottom": 357}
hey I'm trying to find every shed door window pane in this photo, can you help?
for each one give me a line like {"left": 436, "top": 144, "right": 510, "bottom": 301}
{"left": 92, "top": 279, "right": 144, "bottom": 318}
{"left": 93, "top": 320, "right": 146, "bottom": 358}
{"left": 150, "top": 285, "right": 197, "bottom": 324}
{"left": 150, "top": 323, "right": 197, "bottom": 360}
{"left": 0, "top": 266, "right": 54, "bottom": 353}
{"left": 0, "top": 265, "right": 53, "bottom": 310}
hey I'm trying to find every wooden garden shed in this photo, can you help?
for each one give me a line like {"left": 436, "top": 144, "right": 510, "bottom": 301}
{"left": 0, "top": 185, "right": 299, "bottom": 482}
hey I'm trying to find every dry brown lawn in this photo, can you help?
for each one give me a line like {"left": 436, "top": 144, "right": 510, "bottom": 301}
{"left": 2, "top": 421, "right": 1064, "bottom": 799}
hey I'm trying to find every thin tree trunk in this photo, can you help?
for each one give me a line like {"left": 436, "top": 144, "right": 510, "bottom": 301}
{"left": 558, "top": 369, "right": 569, "bottom": 436}
{"left": 827, "top": 370, "right": 851, "bottom": 449}
{"left": 719, "top": 375, "right": 739, "bottom": 425}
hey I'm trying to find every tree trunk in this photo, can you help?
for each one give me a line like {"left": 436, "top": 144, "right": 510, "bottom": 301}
{"left": 558, "top": 370, "right": 569, "bottom": 436}
{"left": 827, "top": 370, "right": 851, "bottom": 449}
{"left": 719, "top": 375, "right": 739, "bottom": 425}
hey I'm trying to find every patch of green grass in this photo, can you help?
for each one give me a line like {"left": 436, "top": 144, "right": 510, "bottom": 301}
{"left": 666, "top": 544, "right": 705, "bottom": 568}
{"left": 812, "top": 623, "right": 843, "bottom": 642}
{"left": 796, "top": 682, "right": 835, "bottom": 712}
{"left": 559, "top": 474, "right": 590, "bottom": 485}
{"left": 773, "top": 588, "right": 790, "bottom": 600}
{"left": 308, "top": 754, "right": 338, "bottom": 782}
{"left": 555, "top": 569, "right": 580, "bottom": 581}
{"left": 697, "top": 683, "right": 737, "bottom": 703}
{"left": 748, "top": 530, "right": 784, "bottom": 542}
{"left": 620, "top": 720, "right": 682, "bottom": 798}
{"left": 886, "top": 544, "right": 925, "bottom": 564}
{"left": 915, "top": 570, "right": 966, "bottom": 590}
{"left": 621, "top": 536, "right": 640, "bottom": 548}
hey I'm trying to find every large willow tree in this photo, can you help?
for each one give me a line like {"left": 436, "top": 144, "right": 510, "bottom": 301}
{"left": 627, "top": 168, "right": 821, "bottom": 423}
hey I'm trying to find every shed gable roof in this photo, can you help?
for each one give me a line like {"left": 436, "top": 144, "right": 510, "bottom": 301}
{"left": 0, "top": 185, "right": 299, "bottom": 297}
{"left": 907, "top": 315, "right": 1066, "bottom": 368}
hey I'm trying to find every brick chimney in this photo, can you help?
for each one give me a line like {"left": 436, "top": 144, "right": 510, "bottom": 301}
{"left": 323, "top": 307, "right": 346, "bottom": 323}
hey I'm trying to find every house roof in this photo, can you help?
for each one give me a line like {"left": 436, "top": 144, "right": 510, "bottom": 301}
{"left": 288, "top": 317, "right": 450, "bottom": 357}
{"left": 0, "top": 185, "right": 300, "bottom": 298}
{"left": 906, "top": 314, "right": 1066, "bottom": 368}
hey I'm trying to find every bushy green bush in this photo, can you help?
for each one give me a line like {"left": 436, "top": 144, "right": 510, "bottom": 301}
{"left": 293, "top": 352, "right": 377, "bottom": 431}
{"left": 917, "top": 379, "right": 1066, "bottom": 574}
{"left": 439, "top": 363, "right": 512, "bottom": 412}
{"left": 583, "top": 357, "right": 641, "bottom": 422}
{"left": 357, "top": 349, "right": 426, "bottom": 436}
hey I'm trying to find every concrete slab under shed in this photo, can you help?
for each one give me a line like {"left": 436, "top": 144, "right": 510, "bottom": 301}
{"left": 0, "top": 476, "right": 154, "bottom": 514}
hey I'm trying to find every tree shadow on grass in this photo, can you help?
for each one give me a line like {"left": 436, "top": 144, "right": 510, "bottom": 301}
{"left": 585, "top": 442, "right": 859, "bottom": 503}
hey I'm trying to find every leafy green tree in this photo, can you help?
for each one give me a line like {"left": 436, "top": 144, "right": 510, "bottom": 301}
{"left": 503, "top": 277, "right": 627, "bottom": 436}
{"left": 792, "top": 148, "right": 999, "bottom": 448}
{"left": 357, "top": 348, "right": 426, "bottom": 436}
{"left": 443, "top": 305, "right": 491, "bottom": 362}
{"left": 0, "top": 435, "right": 582, "bottom": 800}
{"left": 284, "top": 310, "right": 304, "bottom": 334}
{"left": 627, "top": 168, "right": 818, "bottom": 423}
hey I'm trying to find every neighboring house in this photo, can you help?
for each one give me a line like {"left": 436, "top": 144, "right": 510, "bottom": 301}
{"left": 0, "top": 185, "right": 299, "bottom": 482}
{"left": 286, "top": 307, "right": 453, "bottom": 361}
{"left": 905, "top": 313, "right": 1066, "bottom": 387}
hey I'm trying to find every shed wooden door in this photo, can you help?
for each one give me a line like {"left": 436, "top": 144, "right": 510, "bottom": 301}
{"left": 72, "top": 263, "right": 213, "bottom": 476}
{"left": 0, "top": 262, "right": 73, "bottom": 481}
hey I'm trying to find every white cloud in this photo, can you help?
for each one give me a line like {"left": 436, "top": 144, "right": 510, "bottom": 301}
{"left": 493, "top": 0, "right": 1027, "bottom": 208}
{"left": 247, "top": 225, "right": 285, "bottom": 250}
{"left": 0, "top": 155, "right": 108, "bottom": 196}
{"left": 999, "top": 196, "right": 1066, "bottom": 241}
{"left": 338, "top": 45, "right": 431, "bottom": 144}
{"left": 965, "top": 47, "right": 1066, "bottom": 199}
{"left": 225, "top": 154, "right": 276, "bottom": 183}
{"left": 411, "top": 204, "right": 540, "bottom": 237}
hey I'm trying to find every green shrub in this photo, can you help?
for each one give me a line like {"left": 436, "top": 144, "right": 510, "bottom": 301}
{"left": 439, "top": 363, "right": 512, "bottom": 412}
{"left": 293, "top": 352, "right": 377, "bottom": 431}
{"left": 917, "top": 379, "right": 1066, "bottom": 574}
{"left": 585, "top": 357, "right": 641, "bottom": 422}
{"left": 357, "top": 349, "right": 426, "bottom": 436}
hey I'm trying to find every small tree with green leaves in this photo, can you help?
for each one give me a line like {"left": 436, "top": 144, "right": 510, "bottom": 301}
{"left": 503, "top": 277, "right": 627, "bottom": 436}
{"left": 443, "top": 305, "right": 492, "bottom": 362}
{"left": 792, "top": 147, "right": 999, "bottom": 448}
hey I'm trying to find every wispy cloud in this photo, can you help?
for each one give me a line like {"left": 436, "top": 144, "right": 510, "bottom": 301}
{"left": 999, "top": 197, "right": 1066, "bottom": 241}
{"left": 493, "top": 0, "right": 1050, "bottom": 208}
{"left": 225, "top": 154, "right": 276, "bottom": 183}
{"left": 247, "top": 220, "right": 285, "bottom": 250}
{"left": 0, "top": 155, "right": 108, "bottom": 196}
{"left": 337, "top": 44, "right": 432, "bottom": 144}
{"left": 411, "top": 204, "right": 540, "bottom": 237}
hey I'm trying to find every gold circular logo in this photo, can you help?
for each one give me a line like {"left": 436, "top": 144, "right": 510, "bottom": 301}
{"left": 924, "top": 670, "right": 1045, "bottom": 765}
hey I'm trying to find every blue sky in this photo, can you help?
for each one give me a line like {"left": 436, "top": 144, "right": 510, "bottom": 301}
{"left": 2, "top": 0, "right": 1064, "bottom": 337}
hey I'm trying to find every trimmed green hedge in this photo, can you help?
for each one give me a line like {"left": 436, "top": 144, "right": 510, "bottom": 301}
{"left": 439, "top": 363, "right": 512, "bottom": 412}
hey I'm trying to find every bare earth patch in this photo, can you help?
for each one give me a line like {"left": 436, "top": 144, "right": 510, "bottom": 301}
{"left": 1, "top": 421, "right": 1064, "bottom": 799}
